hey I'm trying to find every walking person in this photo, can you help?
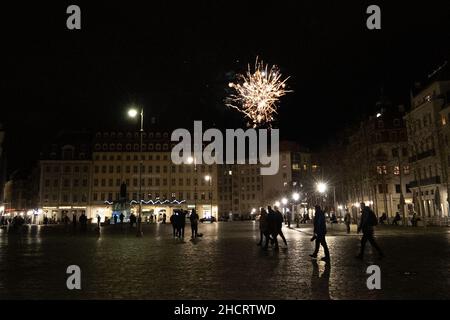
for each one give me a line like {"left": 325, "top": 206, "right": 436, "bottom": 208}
{"left": 190, "top": 209, "right": 199, "bottom": 239}
{"left": 79, "top": 213, "right": 88, "bottom": 232}
{"left": 96, "top": 214, "right": 101, "bottom": 228}
{"left": 129, "top": 213, "right": 136, "bottom": 228}
{"left": 356, "top": 202, "right": 384, "bottom": 259}
{"left": 257, "top": 208, "right": 268, "bottom": 246}
{"left": 286, "top": 209, "right": 292, "bottom": 228}
{"left": 162, "top": 213, "right": 167, "bottom": 224}
{"left": 274, "top": 207, "right": 288, "bottom": 247}
{"left": 179, "top": 210, "right": 187, "bottom": 238}
{"left": 170, "top": 212, "right": 177, "bottom": 238}
{"left": 309, "top": 205, "right": 330, "bottom": 261}
{"left": 392, "top": 212, "right": 401, "bottom": 225}
{"left": 344, "top": 209, "right": 351, "bottom": 234}
{"left": 72, "top": 213, "right": 77, "bottom": 229}
{"left": 264, "top": 206, "right": 279, "bottom": 250}
{"left": 119, "top": 212, "right": 124, "bottom": 224}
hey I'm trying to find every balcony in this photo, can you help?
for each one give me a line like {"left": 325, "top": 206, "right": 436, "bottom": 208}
{"left": 408, "top": 149, "right": 436, "bottom": 162}
{"left": 407, "top": 176, "right": 441, "bottom": 188}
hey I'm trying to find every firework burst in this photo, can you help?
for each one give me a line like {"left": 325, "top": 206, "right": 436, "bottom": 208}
{"left": 226, "top": 58, "right": 292, "bottom": 128}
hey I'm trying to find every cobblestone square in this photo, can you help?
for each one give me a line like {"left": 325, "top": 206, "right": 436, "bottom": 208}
{"left": 1, "top": 222, "right": 449, "bottom": 300}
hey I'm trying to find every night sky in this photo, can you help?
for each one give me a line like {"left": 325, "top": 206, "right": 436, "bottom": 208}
{"left": 1, "top": 0, "right": 450, "bottom": 175}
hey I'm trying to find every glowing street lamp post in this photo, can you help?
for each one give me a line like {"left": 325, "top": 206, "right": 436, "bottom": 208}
{"left": 128, "top": 108, "right": 143, "bottom": 237}
{"left": 205, "top": 175, "right": 213, "bottom": 219}
{"left": 187, "top": 156, "right": 198, "bottom": 212}
{"left": 292, "top": 192, "right": 300, "bottom": 227}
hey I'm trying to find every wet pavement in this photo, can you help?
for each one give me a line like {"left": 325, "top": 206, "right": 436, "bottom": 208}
{"left": 0, "top": 222, "right": 449, "bottom": 300}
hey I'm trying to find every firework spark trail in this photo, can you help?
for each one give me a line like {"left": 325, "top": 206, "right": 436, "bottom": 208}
{"left": 226, "top": 58, "right": 292, "bottom": 128}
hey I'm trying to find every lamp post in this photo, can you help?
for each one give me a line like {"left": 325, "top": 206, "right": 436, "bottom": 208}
{"left": 317, "top": 182, "right": 327, "bottom": 206}
{"left": 205, "top": 175, "right": 212, "bottom": 219}
{"left": 187, "top": 156, "right": 197, "bottom": 212}
{"left": 128, "top": 107, "right": 143, "bottom": 237}
{"left": 292, "top": 192, "right": 300, "bottom": 227}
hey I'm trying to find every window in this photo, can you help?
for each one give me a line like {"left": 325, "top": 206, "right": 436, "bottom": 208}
{"left": 378, "top": 184, "right": 387, "bottom": 193}
{"left": 377, "top": 165, "right": 387, "bottom": 175}
{"left": 394, "top": 166, "right": 400, "bottom": 175}
{"left": 395, "top": 184, "right": 401, "bottom": 193}
{"left": 403, "top": 165, "right": 410, "bottom": 175}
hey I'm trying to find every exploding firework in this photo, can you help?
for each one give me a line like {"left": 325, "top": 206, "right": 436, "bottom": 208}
{"left": 226, "top": 58, "right": 291, "bottom": 128}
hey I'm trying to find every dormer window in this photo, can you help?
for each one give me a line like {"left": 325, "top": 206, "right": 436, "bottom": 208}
{"left": 62, "top": 146, "right": 75, "bottom": 160}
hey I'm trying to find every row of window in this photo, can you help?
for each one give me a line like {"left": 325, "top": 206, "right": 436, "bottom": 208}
{"left": 43, "top": 194, "right": 88, "bottom": 203}
{"left": 44, "top": 179, "right": 89, "bottom": 188}
{"left": 93, "top": 177, "right": 212, "bottom": 188}
{"left": 94, "top": 143, "right": 171, "bottom": 152}
{"left": 44, "top": 165, "right": 89, "bottom": 174}
{"left": 219, "top": 185, "right": 261, "bottom": 192}
{"left": 376, "top": 165, "right": 410, "bottom": 175}
{"left": 95, "top": 132, "right": 169, "bottom": 139}
{"left": 219, "top": 194, "right": 257, "bottom": 201}
{"left": 414, "top": 190, "right": 437, "bottom": 197}
{"left": 94, "top": 153, "right": 169, "bottom": 161}
{"left": 377, "top": 184, "right": 411, "bottom": 194}
{"left": 93, "top": 164, "right": 211, "bottom": 174}
{"left": 408, "top": 113, "right": 433, "bottom": 134}
{"left": 414, "top": 165, "right": 439, "bottom": 180}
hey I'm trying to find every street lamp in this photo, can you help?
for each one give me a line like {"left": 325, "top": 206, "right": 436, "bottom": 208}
{"left": 205, "top": 175, "right": 212, "bottom": 219}
{"left": 292, "top": 192, "right": 300, "bottom": 226}
{"left": 187, "top": 156, "right": 197, "bottom": 211}
{"left": 128, "top": 107, "right": 144, "bottom": 237}
{"left": 317, "top": 182, "right": 327, "bottom": 194}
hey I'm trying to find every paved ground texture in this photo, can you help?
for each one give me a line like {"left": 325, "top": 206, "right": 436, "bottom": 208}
{"left": 0, "top": 222, "right": 449, "bottom": 300}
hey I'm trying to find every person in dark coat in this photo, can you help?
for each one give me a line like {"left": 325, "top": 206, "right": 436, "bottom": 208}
{"left": 356, "top": 202, "right": 384, "bottom": 259}
{"left": 392, "top": 212, "right": 401, "bottom": 225}
{"left": 344, "top": 210, "right": 352, "bottom": 234}
{"left": 257, "top": 208, "right": 269, "bottom": 246}
{"left": 79, "top": 213, "right": 88, "bottom": 231}
{"left": 170, "top": 212, "right": 177, "bottom": 237}
{"left": 119, "top": 212, "right": 124, "bottom": 224}
{"left": 189, "top": 209, "right": 199, "bottom": 239}
{"left": 274, "top": 207, "right": 288, "bottom": 247}
{"left": 264, "top": 206, "right": 279, "bottom": 250}
{"left": 179, "top": 210, "right": 187, "bottom": 238}
{"left": 72, "top": 213, "right": 77, "bottom": 228}
{"left": 129, "top": 213, "right": 136, "bottom": 227}
{"left": 309, "top": 205, "right": 330, "bottom": 261}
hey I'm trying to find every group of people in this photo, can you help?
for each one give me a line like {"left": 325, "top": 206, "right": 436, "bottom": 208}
{"left": 169, "top": 209, "right": 200, "bottom": 239}
{"left": 256, "top": 206, "right": 288, "bottom": 250}
{"left": 257, "top": 202, "right": 384, "bottom": 261}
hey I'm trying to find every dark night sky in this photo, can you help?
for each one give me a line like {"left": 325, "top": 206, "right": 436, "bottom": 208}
{"left": 1, "top": 0, "right": 450, "bottom": 175}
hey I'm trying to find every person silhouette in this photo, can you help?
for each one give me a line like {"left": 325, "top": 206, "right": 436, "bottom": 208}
{"left": 309, "top": 205, "right": 330, "bottom": 261}
{"left": 356, "top": 202, "right": 384, "bottom": 259}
